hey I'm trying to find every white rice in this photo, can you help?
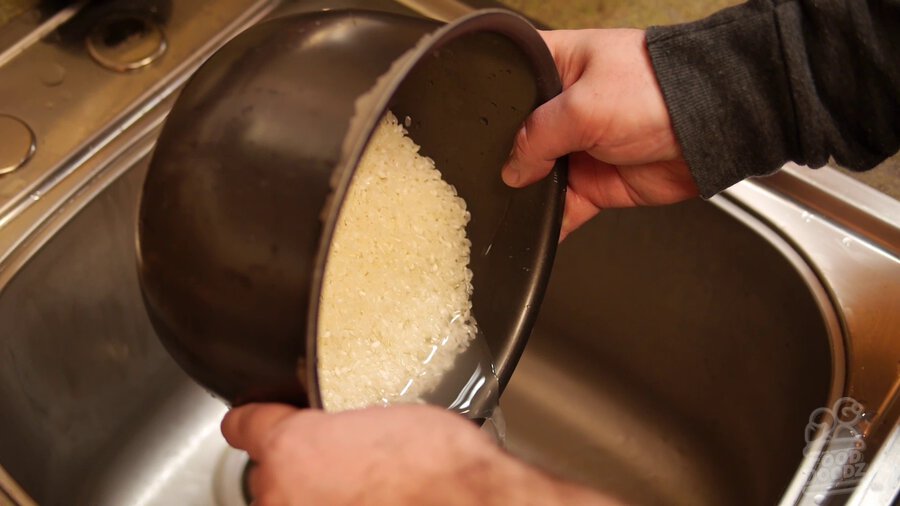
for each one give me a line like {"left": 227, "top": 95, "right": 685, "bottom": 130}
{"left": 317, "top": 110, "right": 477, "bottom": 412}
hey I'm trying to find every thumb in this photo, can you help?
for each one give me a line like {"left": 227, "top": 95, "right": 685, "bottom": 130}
{"left": 501, "top": 88, "right": 592, "bottom": 188}
{"left": 221, "top": 403, "right": 299, "bottom": 458}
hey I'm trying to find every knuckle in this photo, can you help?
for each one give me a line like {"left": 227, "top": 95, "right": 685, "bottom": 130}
{"left": 262, "top": 425, "right": 293, "bottom": 455}
{"left": 560, "top": 88, "right": 591, "bottom": 130}
{"left": 513, "top": 123, "right": 533, "bottom": 159}
{"left": 561, "top": 87, "right": 602, "bottom": 148}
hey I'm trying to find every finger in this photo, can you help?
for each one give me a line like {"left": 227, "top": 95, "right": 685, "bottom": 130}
{"left": 247, "top": 464, "right": 287, "bottom": 506}
{"left": 222, "top": 403, "right": 297, "bottom": 459}
{"left": 567, "top": 153, "right": 698, "bottom": 209}
{"left": 247, "top": 464, "right": 262, "bottom": 499}
{"left": 502, "top": 85, "right": 594, "bottom": 188}
{"left": 568, "top": 153, "right": 642, "bottom": 209}
{"left": 560, "top": 188, "right": 600, "bottom": 242}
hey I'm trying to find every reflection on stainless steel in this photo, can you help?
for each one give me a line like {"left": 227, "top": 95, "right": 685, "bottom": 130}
{"left": 0, "top": 1, "right": 85, "bottom": 68}
{"left": 86, "top": 13, "right": 167, "bottom": 72}
{"left": 726, "top": 170, "right": 900, "bottom": 505}
{"left": 727, "top": 175, "right": 900, "bottom": 430}
{"left": 0, "top": 0, "right": 897, "bottom": 505}
{"left": 0, "top": 463, "right": 36, "bottom": 506}
{"left": 504, "top": 197, "right": 840, "bottom": 506}
{"left": 0, "top": 115, "right": 35, "bottom": 175}
{"left": 759, "top": 164, "right": 900, "bottom": 260}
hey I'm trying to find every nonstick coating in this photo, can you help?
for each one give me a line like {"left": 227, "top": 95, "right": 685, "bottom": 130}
{"left": 138, "top": 9, "right": 565, "bottom": 407}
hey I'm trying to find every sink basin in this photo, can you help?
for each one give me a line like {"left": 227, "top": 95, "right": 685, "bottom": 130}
{"left": 5, "top": 1, "right": 899, "bottom": 505}
{"left": 0, "top": 152, "right": 836, "bottom": 505}
{"left": 503, "top": 200, "right": 835, "bottom": 505}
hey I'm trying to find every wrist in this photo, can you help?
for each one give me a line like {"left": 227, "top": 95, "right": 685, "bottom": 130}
{"left": 479, "top": 451, "right": 618, "bottom": 506}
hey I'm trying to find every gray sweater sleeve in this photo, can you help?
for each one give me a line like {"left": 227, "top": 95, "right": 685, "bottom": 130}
{"left": 646, "top": 0, "right": 900, "bottom": 198}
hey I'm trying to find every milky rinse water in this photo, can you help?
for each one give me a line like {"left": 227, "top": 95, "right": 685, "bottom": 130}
{"left": 317, "top": 110, "right": 504, "bottom": 440}
{"left": 422, "top": 328, "right": 507, "bottom": 445}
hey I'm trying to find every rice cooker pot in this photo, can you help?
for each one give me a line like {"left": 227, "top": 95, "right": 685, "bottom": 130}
{"left": 137, "top": 8, "right": 566, "bottom": 407}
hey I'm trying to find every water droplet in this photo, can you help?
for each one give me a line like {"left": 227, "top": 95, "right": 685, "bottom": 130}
{"left": 841, "top": 237, "right": 853, "bottom": 248}
{"left": 39, "top": 62, "right": 66, "bottom": 86}
{"left": 801, "top": 211, "right": 813, "bottom": 223}
{"left": 479, "top": 116, "right": 489, "bottom": 126}
{"left": 481, "top": 406, "right": 507, "bottom": 448}
{"left": 403, "top": 115, "right": 412, "bottom": 128}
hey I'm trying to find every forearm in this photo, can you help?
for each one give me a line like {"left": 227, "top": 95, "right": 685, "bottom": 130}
{"left": 372, "top": 443, "right": 618, "bottom": 506}
{"left": 493, "top": 457, "right": 618, "bottom": 506}
{"left": 647, "top": 0, "right": 900, "bottom": 197}
{"left": 423, "top": 449, "right": 619, "bottom": 506}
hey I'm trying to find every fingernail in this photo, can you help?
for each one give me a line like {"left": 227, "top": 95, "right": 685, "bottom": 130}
{"left": 501, "top": 166, "right": 521, "bottom": 187}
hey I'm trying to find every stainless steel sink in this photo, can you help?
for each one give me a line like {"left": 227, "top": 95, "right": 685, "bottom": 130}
{"left": 0, "top": 146, "right": 837, "bottom": 506}
{"left": 504, "top": 199, "right": 838, "bottom": 506}
{"left": 1, "top": 1, "right": 897, "bottom": 505}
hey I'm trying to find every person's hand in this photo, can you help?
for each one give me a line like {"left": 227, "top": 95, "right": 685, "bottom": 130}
{"left": 502, "top": 29, "right": 698, "bottom": 240}
{"left": 222, "top": 403, "right": 619, "bottom": 505}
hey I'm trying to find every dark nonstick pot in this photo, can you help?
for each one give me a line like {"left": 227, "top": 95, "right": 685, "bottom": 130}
{"left": 137, "top": 8, "right": 566, "bottom": 407}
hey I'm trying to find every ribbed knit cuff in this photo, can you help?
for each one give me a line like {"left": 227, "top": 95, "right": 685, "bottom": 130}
{"left": 646, "top": 2, "right": 796, "bottom": 198}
